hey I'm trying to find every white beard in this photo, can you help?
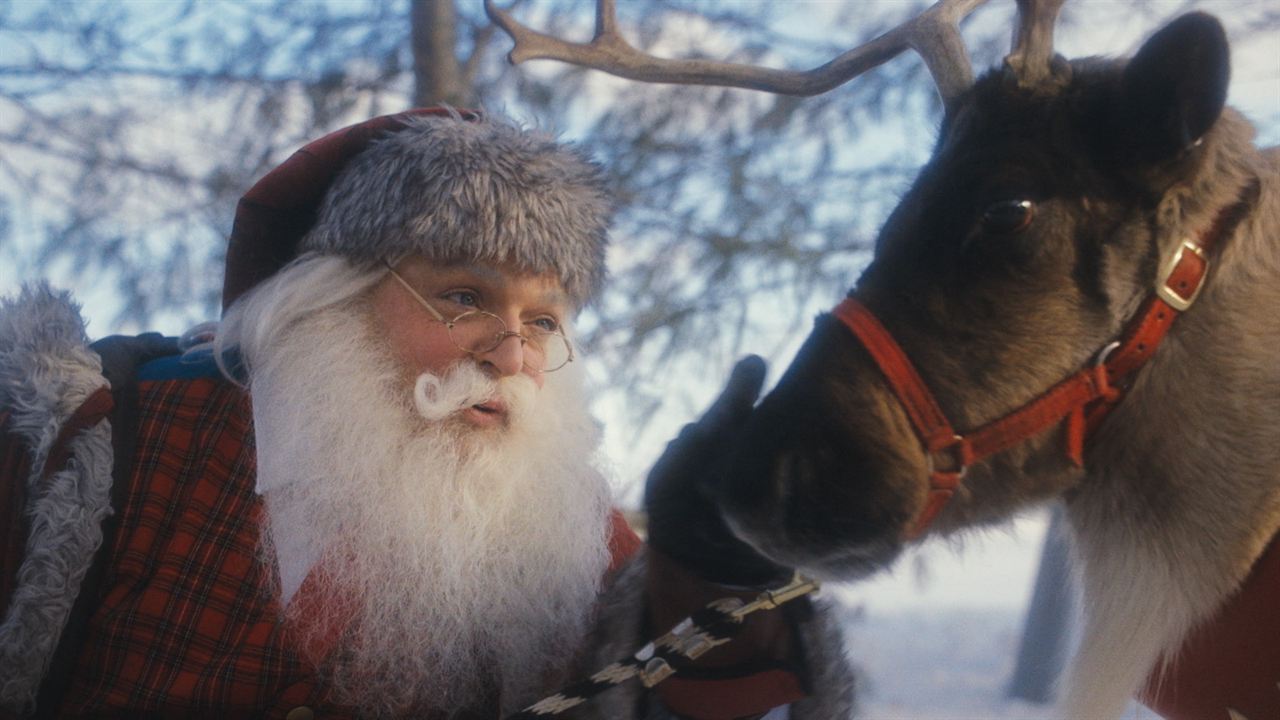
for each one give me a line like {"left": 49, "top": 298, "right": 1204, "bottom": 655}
{"left": 248, "top": 298, "right": 613, "bottom": 716}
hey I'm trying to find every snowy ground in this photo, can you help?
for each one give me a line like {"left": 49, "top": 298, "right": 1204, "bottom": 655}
{"left": 830, "top": 512, "right": 1056, "bottom": 719}
{"left": 842, "top": 605, "right": 1054, "bottom": 720}
{"left": 838, "top": 605, "right": 1156, "bottom": 720}
{"left": 827, "top": 511, "right": 1155, "bottom": 720}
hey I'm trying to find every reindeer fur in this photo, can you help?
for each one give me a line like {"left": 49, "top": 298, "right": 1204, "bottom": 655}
{"left": 1063, "top": 111, "right": 1280, "bottom": 718}
{"left": 721, "top": 14, "right": 1279, "bottom": 718}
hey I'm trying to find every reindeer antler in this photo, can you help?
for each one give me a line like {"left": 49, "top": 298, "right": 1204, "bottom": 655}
{"left": 485, "top": 0, "right": 990, "bottom": 110}
{"left": 1004, "top": 0, "right": 1069, "bottom": 89}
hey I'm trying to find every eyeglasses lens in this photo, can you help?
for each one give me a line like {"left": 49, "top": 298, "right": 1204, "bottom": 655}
{"left": 448, "top": 313, "right": 571, "bottom": 372}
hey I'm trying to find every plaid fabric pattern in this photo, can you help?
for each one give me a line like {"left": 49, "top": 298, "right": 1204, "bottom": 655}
{"left": 55, "top": 375, "right": 346, "bottom": 719}
{"left": 48, "top": 372, "right": 650, "bottom": 719}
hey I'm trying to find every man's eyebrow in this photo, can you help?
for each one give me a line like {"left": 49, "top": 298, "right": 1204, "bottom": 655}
{"left": 537, "top": 288, "right": 573, "bottom": 312}
{"left": 426, "top": 262, "right": 498, "bottom": 286}
{"left": 444, "top": 262, "right": 503, "bottom": 284}
{"left": 442, "top": 263, "right": 571, "bottom": 309}
{"left": 528, "top": 280, "right": 570, "bottom": 305}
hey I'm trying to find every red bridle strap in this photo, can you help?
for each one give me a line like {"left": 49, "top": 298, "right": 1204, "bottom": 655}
{"left": 830, "top": 301, "right": 971, "bottom": 538}
{"left": 831, "top": 186, "right": 1255, "bottom": 540}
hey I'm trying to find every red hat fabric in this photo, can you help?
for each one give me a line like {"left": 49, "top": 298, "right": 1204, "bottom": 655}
{"left": 223, "top": 108, "right": 469, "bottom": 312}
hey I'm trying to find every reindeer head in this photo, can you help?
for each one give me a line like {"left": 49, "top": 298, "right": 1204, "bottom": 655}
{"left": 721, "top": 12, "right": 1236, "bottom": 578}
{"left": 490, "top": 1, "right": 1238, "bottom": 579}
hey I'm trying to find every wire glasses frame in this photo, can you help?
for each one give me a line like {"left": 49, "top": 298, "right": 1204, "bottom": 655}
{"left": 382, "top": 261, "right": 575, "bottom": 373}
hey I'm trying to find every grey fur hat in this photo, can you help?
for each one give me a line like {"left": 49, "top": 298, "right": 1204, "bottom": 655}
{"left": 301, "top": 112, "right": 612, "bottom": 307}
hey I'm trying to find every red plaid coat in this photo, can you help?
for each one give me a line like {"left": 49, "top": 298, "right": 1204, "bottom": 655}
{"left": 33, "top": 357, "right": 371, "bottom": 718}
{"left": 0, "top": 355, "right": 642, "bottom": 719}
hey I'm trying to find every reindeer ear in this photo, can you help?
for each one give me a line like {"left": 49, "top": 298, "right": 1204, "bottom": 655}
{"left": 1115, "top": 12, "right": 1229, "bottom": 163}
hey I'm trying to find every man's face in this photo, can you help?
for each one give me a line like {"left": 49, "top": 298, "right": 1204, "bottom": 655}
{"left": 250, "top": 257, "right": 609, "bottom": 713}
{"left": 368, "top": 256, "right": 573, "bottom": 425}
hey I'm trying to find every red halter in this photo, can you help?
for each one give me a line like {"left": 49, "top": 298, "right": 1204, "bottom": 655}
{"left": 832, "top": 193, "right": 1254, "bottom": 539}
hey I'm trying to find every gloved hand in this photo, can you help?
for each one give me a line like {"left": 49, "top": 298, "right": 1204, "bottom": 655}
{"left": 90, "top": 332, "right": 180, "bottom": 387}
{"left": 643, "top": 355, "right": 790, "bottom": 588}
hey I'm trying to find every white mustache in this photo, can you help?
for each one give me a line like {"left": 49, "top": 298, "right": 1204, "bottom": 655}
{"left": 412, "top": 363, "right": 539, "bottom": 426}
{"left": 413, "top": 365, "right": 500, "bottom": 422}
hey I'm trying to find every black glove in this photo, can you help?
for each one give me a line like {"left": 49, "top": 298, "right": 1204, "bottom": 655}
{"left": 643, "top": 355, "right": 789, "bottom": 588}
{"left": 90, "top": 332, "right": 180, "bottom": 388}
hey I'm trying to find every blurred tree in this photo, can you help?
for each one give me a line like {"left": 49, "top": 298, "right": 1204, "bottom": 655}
{"left": 1, "top": 0, "right": 1275, "bottom": 470}
{"left": 0, "top": 0, "right": 958, "bottom": 433}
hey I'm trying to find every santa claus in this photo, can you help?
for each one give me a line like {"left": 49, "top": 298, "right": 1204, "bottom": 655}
{"left": 0, "top": 108, "right": 853, "bottom": 719}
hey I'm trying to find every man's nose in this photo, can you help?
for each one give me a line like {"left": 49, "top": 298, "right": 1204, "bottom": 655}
{"left": 477, "top": 332, "right": 527, "bottom": 378}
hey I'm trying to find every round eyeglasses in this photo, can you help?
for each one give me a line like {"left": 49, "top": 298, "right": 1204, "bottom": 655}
{"left": 383, "top": 262, "right": 575, "bottom": 373}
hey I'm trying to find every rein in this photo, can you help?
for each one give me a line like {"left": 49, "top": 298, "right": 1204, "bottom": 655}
{"left": 503, "top": 574, "right": 819, "bottom": 718}
{"left": 833, "top": 186, "right": 1258, "bottom": 539}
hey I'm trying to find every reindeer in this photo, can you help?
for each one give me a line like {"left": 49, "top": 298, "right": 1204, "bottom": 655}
{"left": 489, "top": 0, "right": 1279, "bottom": 717}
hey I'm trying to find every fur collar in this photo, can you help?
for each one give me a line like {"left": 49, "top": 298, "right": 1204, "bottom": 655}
{"left": 0, "top": 283, "right": 113, "bottom": 713}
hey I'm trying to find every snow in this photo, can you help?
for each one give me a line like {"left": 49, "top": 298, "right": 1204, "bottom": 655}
{"left": 828, "top": 512, "right": 1156, "bottom": 719}
{"left": 840, "top": 601, "right": 1156, "bottom": 719}
{"left": 844, "top": 606, "right": 1055, "bottom": 719}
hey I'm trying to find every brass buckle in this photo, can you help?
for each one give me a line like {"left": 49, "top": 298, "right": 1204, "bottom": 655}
{"left": 1156, "top": 239, "right": 1208, "bottom": 311}
{"left": 925, "top": 434, "right": 970, "bottom": 486}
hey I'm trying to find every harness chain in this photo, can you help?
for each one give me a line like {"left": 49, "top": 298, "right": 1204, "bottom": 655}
{"left": 503, "top": 574, "right": 820, "bottom": 718}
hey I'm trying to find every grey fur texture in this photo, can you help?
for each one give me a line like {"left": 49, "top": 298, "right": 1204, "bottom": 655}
{"left": 1057, "top": 111, "right": 1280, "bottom": 718}
{"left": 302, "top": 113, "right": 613, "bottom": 307}
{"left": 570, "top": 555, "right": 857, "bottom": 719}
{"left": 0, "top": 284, "right": 113, "bottom": 713}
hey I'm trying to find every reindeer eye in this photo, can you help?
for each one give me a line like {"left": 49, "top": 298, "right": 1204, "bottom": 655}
{"left": 982, "top": 199, "right": 1035, "bottom": 234}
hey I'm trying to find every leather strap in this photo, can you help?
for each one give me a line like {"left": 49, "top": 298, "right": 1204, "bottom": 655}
{"left": 831, "top": 182, "right": 1257, "bottom": 538}
{"left": 37, "top": 387, "right": 114, "bottom": 485}
{"left": 830, "top": 300, "right": 970, "bottom": 539}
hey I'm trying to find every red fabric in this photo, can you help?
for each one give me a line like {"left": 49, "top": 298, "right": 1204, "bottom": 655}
{"left": 55, "top": 375, "right": 328, "bottom": 718}
{"left": 659, "top": 670, "right": 807, "bottom": 720}
{"left": 279, "top": 557, "right": 356, "bottom": 671}
{"left": 222, "top": 107, "right": 479, "bottom": 311}
{"left": 608, "top": 509, "right": 644, "bottom": 574}
{"left": 1140, "top": 532, "right": 1280, "bottom": 720}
